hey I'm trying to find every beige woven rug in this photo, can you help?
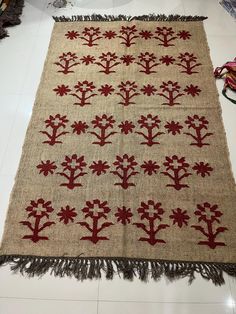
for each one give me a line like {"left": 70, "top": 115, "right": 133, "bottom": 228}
{"left": 0, "top": 15, "right": 236, "bottom": 285}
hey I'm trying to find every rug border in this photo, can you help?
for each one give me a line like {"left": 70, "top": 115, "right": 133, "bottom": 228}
{"left": 53, "top": 14, "right": 208, "bottom": 22}
{"left": 1, "top": 254, "right": 235, "bottom": 285}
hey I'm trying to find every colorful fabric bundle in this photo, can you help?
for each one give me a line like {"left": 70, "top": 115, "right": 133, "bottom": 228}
{"left": 214, "top": 57, "right": 236, "bottom": 104}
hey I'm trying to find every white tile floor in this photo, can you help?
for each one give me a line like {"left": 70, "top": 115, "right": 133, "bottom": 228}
{"left": 0, "top": 0, "right": 235, "bottom": 313}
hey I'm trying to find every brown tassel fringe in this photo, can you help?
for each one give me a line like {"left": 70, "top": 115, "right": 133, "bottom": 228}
{"left": 53, "top": 14, "right": 208, "bottom": 23}
{"left": 0, "top": 0, "right": 24, "bottom": 39}
{"left": 0, "top": 255, "right": 235, "bottom": 285}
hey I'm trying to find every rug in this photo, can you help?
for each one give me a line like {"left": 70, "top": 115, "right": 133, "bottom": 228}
{"left": 0, "top": 0, "right": 24, "bottom": 39}
{"left": 220, "top": 0, "right": 236, "bottom": 19}
{"left": 0, "top": 14, "right": 236, "bottom": 285}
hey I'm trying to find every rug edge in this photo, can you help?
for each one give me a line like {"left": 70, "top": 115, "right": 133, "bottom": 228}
{"left": 0, "top": 254, "right": 235, "bottom": 285}
{"left": 52, "top": 14, "right": 208, "bottom": 22}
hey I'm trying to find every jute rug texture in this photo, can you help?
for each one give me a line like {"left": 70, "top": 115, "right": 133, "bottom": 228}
{"left": 0, "top": 15, "right": 235, "bottom": 285}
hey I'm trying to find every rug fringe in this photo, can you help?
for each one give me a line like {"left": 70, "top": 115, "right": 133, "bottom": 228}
{"left": 52, "top": 14, "right": 208, "bottom": 22}
{"left": 0, "top": 255, "right": 235, "bottom": 285}
{"left": 0, "top": 0, "right": 24, "bottom": 39}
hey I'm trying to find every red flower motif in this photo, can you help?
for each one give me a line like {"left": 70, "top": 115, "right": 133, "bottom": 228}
{"left": 20, "top": 199, "right": 55, "bottom": 242}
{"left": 140, "top": 84, "right": 157, "bottom": 96}
{"left": 156, "top": 26, "right": 175, "bottom": 37}
{"left": 59, "top": 52, "right": 77, "bottom": 62}
{"left": 80, "top": 55, "right": 96, "bottom": 65}
{"left": 115, "top": 206, "right": 133, "bottom": 225}
{"left": 65, "top": 30, "right": 79, "bottom": 40}
{"left": 98, "top": 84, "right": 115, "bottom": 96}
{"left": 103, "top": 30, "right": 117, "bottom": 39}
{"left": 89, "top": 160, "right": 110, "bottom": 175}
{"left": 177, "top": 30, "right": 191, "bottom": 40}
{"left": 159, "top": 55, "right": 176, "bottom": 66}
{"left": 45, "top": 114, "right": 68, "bottom": 128}
{"left": 118, "top": 120, "right": 135, "bottom": 134}
{"left": 163, "top": 155, "right": 189, "bottom": 172}
{"left": 138, "top": 52, "right": 156, "bottom": 63}
{"left": 138, "top": 114, "right": 161, "bottom": 129}
{"left": 62, "top": 154, "right": 87, "bottom": 172}
{"left": 119, "top": 25, "right": 138, "bottom": 47}
{"left": 26, "top": 198, "right": 54, "bottom": 219}
{"left": 118, "top": 81, "right": 138, "bottom": 92}
{"left": 138, "top": 200, "right": 164, "bottom": 220}
{"left": 194, "top": 202, "right": 222, "bottom": 224}
{"left": 82, "top": 27, "right": 101, "bottom": 37}
{"left": 178, "top": 52, "right": 197, "bottom": 63}
{"left": 170, "top": 208, "right": 190, "bottom": 228}
{"left": 185, "top": 115, "right": 209, "bottom": 130}
{"left": 139, "top": 30, "right": 153, "bottom": 39}
{"left": 82, "top": 199, "right": 110, "bottom": 219}
{"left": 71, "top": 121, "right": 89, "bottom": 135}
{"left": 74, "top": 80, "right": 96, "bottom": 93}
{"left": 184, "top": 84, "right": 201, "bottom": 97}
{"left": 53, "top": 84, "right": 71, "bottom": 96}
{"left": 37, "top": 160, "right": 57, "bottom": 176}
{"left": 120, "top": 25, "right": 137, "bottom": 35}
{"left": 113, "top": 154, "right": 137, "bottom": 171}
{"left": 141, "top": 160, "right": 160, "bottom": 175}
{"left": 120, "top": 54, "right": 135, "bottom": 66}
{"left": 164, "top": 121, "right": 183, "bottom": 135}
{"left": 192, "top": 162, "right": 213, "bottom": 177}
{"left": 99, "top": 52, "right": 118, "bottom": 62}
{"left": 160, "top": 81, "right": 181, "bottom": 93}
{"left": 57, "top": 206, "right": 77, "bottom": 224}
{"left": 92, "top": 114, "right": 115, "bottom": 129}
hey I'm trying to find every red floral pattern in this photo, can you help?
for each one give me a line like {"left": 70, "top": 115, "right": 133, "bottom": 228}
{"left": 170, "top": 208, "right": 190, "bottom": 228}
{"left": 136, "top": 114, "right": 164, "bottom": 146}
{"left": 89, "top": 114, "right": 117, "bottom": 146}
{"left": 98, "top": 84, "right": 115, "bottom": 96}
{"left": 184, "top": 115, "right": 213, "bottom": 147}
{"left": 89, "top": 160, "right": 110, "bottom": 175}
{"left": 191, "top": 202, "right": 228, "bottom": 249}
{"left": 57, "top": 206, "right": 77, "bottom": 224}
{"left": 133, "top": 200, "right": 169, "bottom": 245}
{"left": 53, "top": 84, "right": 71, "bottom": 96}
{"left": 161, "top": 155, "right": 192, "bottom": 190}
{"left": 118, "top": 25, "right": 138, "bottom": 47}
{"left": 57, "top": 154, "right": 87, "bottom": 189}
{"left": 136, "top": 52, "right": 159, "bottom": 74}
{"left": 116, "top": 81, "right": 140, "bottom": 106}
{"left": 78, "top": 199, "right": 114, "bottom": 243}
{"left": 192, "top": 162, "right": 213, "bottom": 177}
{"left": 141, "top": 84, "right": 157, "bottom": 96}
{"left": 65, "top": 30, "right": 79, "bottom": 40}
{"left": 80, "top": 27, "right": 102, "bottom": 47}
{"left": 164, "top": 121, "right": 183, "bottom": 135}
{"left": 159, "top": 55, "right": 176, "bottom": 66}
{"left": 54, "top": 52, "right": 79, "bottom": 74}
{"left": 118, "top": 120, "right": 135, "bottom": 134}
{"left": 20, "top": 199, "right": 55, "bottom": 242}
{"left": 141, "top": 160, "right": 160, "bottom": 175}
{"left": 111, "top": 154, "right": 139, "bottom": 189}
{"left": 71, "top": 121, "right": 89, "bottom": 135}
{"left": 95, "top": 52, "right": 120, "bottom": 74}
{"left": 177, "top": 52, "right": 202, "bottom": 75}
{"left": 120, "top": 54, "right": 135, "bottom": 66}
{"left": 40, "top": 114, "right": 69, "bottom": 146}
{"left": 103, "top": 30, "right": 117, "bottom": 39}
{"left": 37, "top": 160, "right": 57, "bottom": 176}
{"left": 115, "top": 206, "right": 133, "bottom": 225}
{"left": 70, "top": 80, "right": 97, "bottom": 106}
{"left": 81, "top": 55, "right": 96, "bottom": 65}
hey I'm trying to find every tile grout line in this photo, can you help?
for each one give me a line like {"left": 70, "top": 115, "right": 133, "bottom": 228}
{"left": 0, "top": 296, "right": 233, "bottom": 305}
